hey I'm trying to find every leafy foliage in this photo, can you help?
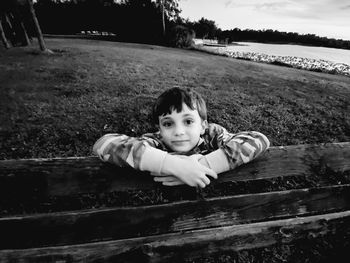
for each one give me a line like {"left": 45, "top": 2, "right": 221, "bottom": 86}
{"left": 218, "top": 28, "right": 350, "bottom": 50}
{"left": 34, "top": 0, "right": 181, "bottom": 44}
{"left": 167, "top": 24, "right": 194, "bottom": 48}
{"left": 191, "top": 17, "right": 219, "bottom": 39}
{"left": 29, "top": 0, "right": 350, "bottom": 50}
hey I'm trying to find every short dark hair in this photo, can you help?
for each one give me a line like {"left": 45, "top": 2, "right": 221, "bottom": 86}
{"left": 152, "top": 87, "right": 207, "bottom": 124}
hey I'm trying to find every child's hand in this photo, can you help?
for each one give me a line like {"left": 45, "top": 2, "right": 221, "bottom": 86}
{"left": 152, "top": 154, "right": 212, "bottom": 186}
{"left": 152, "top": 173, "right": 185, "bottom": 186}
{"left": 191, "top": 154, "right": 211, "bottom": 169}
{"left": 160, "top": 154, "right": 217, "bottom": 188}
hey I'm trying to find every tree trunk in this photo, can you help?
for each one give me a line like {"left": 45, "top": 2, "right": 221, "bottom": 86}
{"left": 8, "top": 3, "right": 31, "bottom": 46}
{"left": 4, "top": 13, "right": 17, "bottom": 46}
{"left": 0, "top": 17, "right": 11, "bottom": 49}
{"left": 19, "top": 19, "right": 30, "bottom": 46}
{"left": 27, "top": 0, "right": 46, "bottom": 51}
{"left": 161, "top": 0, "right": 165, "bottom": 36}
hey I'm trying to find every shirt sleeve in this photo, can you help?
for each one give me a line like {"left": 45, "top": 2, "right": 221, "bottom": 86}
{"left": 204, "top": 124, "right": 270, "bottom": 174}
{"left": 92, "top": 133, "right": 168, "bottom": 174}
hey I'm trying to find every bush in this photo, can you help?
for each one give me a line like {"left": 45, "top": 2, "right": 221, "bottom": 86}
{"left": 167, "top": 25, "right": 195, "bottom": 48}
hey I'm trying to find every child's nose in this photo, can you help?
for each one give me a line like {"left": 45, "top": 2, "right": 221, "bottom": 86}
{"left": 174, "top": 124, "right": 185, "bottom": 135}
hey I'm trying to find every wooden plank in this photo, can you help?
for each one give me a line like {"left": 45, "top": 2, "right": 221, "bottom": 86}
{"left": 220, "top": 141, "right": 350, "bottom": 182}
{"left": 1, "top": 210, "right": 350, "bottom": 262}
{"left": 1, "top": 184, "right": 350, "bottom": 249}
{"left": 0, "top": 143, "right": 349, "bottom": 197}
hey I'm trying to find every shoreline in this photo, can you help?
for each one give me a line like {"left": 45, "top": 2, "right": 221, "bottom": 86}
{"left": 194, "top": 45, "right": 350, "bottom": 77}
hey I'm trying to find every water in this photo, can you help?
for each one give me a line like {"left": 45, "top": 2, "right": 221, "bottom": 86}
{"left": 223, "top": 42, "right": 350, "bottom": 65}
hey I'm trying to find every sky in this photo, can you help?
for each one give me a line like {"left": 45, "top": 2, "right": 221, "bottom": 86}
{"left": 178, "top": 0, "right": 350, "bottom": 41}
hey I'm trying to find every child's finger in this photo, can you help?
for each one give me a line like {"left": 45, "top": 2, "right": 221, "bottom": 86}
{"left": 197, "top": 180, "right": 206, "bottom": 188}
{"left": 154, "top": 176, "right": 167, "bottom": 182}
{"left": 201, "top": 174, "right": 211, "bottom": 185}
{"left": 163, "top": 181, "right": 184, "bottom": 186}
{"left": 202, "top": 166, "right": 218, "bottom": 179}
{"left": 154, "top": 176, "right": 176, "bottom": 182}
{"left": 150, "top": 172, "right": 168, "bottom": 177}
{"left": 154, "top": 176, "right": 184, "bottom": 184}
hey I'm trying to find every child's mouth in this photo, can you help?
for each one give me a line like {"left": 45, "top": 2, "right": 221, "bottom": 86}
{"left": 172, "top": 140, "right": 189, "bottom": 145}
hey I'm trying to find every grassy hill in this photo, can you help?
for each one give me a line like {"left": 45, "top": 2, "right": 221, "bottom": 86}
{"left": 0, "top": 38, "right": 349, "bottom": 159}
{"left": 1, "top": 38, "right": 350, "bottom": 262}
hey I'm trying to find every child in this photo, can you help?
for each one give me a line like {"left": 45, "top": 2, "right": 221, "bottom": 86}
{"left": 93, "top": 87, "right": 270, "bottom": 188}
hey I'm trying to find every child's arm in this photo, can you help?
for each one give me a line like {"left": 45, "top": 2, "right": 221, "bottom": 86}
{"left": 93, "top": 134, "right": 217, "bottom": 187}
{"left": 159, "top": 154, "right": 217, "bottom": 188}
{"left": 201, "top": 124, "right": 270, "bottom": 174}
{"left": 93, "top": 133, "right": 167, "bottom": 173}
{"left": 153, "top": 155, "right": 213, "bottom": 186}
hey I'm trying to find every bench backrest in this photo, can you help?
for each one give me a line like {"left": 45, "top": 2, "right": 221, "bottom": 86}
{"left": 0, "top": 142, "right": 349, "bottom": 262}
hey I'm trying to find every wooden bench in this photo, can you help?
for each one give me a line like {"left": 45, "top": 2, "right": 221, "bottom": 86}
{"left": 0, "top": 142, "right": 349, "bottom": 262}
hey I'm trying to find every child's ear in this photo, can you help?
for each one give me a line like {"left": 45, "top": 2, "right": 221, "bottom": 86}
{"left": 200, "top": 120, "right": 208, "bottom": 135}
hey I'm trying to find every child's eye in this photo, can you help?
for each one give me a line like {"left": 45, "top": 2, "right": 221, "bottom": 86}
{"left": 162, "top": 121, "right": 173, "bottom": 127}
{"left": 184, "top": 119, "right": 194, "bottom": 125}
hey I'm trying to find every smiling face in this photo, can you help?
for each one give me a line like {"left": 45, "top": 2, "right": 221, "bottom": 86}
{"left": 158, "top": 103, "right": 207, "bottom": 153}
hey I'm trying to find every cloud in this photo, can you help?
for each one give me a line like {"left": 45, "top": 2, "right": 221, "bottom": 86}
{"left": 179, "top": 0, "right": 350, "bottom": 39}
{"left": 223, "top": 0, "right": 350, "bottom": 21}
{"left": 224, "top": 0, "right": 232, "bottom": 8}
{"left": 224, "top": 0, "right": 349, "bottom": 16}
{"left": 294, "top": 0, "right": 350, "bottom": 21}
{"left": 254, "top": 2, "right": 291, "bottom": 11}
{"left": 223, "top": 0, "right": 314, "bottom": 18}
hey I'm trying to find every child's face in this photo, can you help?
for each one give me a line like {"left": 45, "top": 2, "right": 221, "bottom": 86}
{"left": 158, "top": 103, "right": 207, "bottom": 152}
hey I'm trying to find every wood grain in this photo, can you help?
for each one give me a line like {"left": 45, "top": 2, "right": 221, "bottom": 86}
{"left": 1, "top": 210, "right": 350, "bottom": 262}
{"left": 1, "top": 184, "right": 350, "bottom": 249}
{"left": 0, "top": 143, "right": 349, "bottom": 198}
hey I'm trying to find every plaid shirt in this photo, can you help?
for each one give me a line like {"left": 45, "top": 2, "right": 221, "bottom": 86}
{"left": 93, "top": 123, "right": 270, "bottom": 173}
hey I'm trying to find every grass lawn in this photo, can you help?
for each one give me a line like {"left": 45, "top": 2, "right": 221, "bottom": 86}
{"left": 1, "top": 37, "right": 350, "bottom": 262}
{"left": 0, "top": 37, "right": 349, "bottom": 160}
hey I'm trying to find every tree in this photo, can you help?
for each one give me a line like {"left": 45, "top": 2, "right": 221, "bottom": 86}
{"left": 0, "top": 0, "right": 50, "bottom": 51}
{"left": 10, "top": 7, "right": 31, "bottom": 46}
{"left": 0, "top": 17, "right": 11, "bottom": 48}
{"left": 193, "top": 18, "right": 218, "bottom": 39}
{"left": 27, "top": 0, "right": 48, "bottom": 51}
{"left": 2, "top": 0, "right": 32, "bottom": 47}
{"left": 160, "top": 0, "right": 165, "bottom": 36}
{"left": 0, "top": 0, "right": 14, "bottom": 47}
{"left": 153, "top": 0, "right": 181, "bottom": 37}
